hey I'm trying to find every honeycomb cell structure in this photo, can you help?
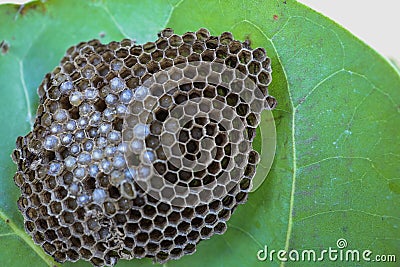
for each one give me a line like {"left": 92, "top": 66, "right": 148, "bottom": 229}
{"left": 12, "top": 28, "right": 275, "bottom": 266}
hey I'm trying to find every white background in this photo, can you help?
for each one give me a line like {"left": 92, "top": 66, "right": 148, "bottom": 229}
{"left": 298, "top": 0, "right": 399, "bottom": 64}
{"left": 1, "top": 0, "right": 399, "bottom": 64}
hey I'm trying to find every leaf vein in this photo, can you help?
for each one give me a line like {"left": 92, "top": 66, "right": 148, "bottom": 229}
{"left": 228, "top": 224, "right": 263, "bottom": 248}
{"left": 294, "top": 69, "right": 344, "bottom": 109}
{"left": 18, "top": 60, "right": 34, "bottom": 129}
{"left": 298, "top": 156, "right": 372, "bottom": 170}
{"left": 297, "top": 209, "right": 400, "bottom": 223}
{"left": 163, "top": 0, "right": 184, "bottom": 29}
{"left": 98, "top": 2, "right": 130, "bottom": 38}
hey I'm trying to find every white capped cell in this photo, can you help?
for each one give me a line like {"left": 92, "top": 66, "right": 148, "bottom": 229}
{"left": 117, "top": 142, "right": 128, "bottom": 153}
{"left": 125, "top": 168, "right": 136, "bottom": 180}
{"left": 108, "top": 130, "right": 121, "bottom": 143}
{"left": 74, "top": 167, "right": 86, "bottom": 179}
{"left": 84, "top": 88, "right": 98, "bottom": 100}
{"left": 60, "top": 81, "right": 73, "bottom": 93}
{"left": 103, "top": 108, "right": 116, "bottom": 121}
{"left": 134, "top": 86, "right": 149, "bottom": 101}
{"left": 89, "top": 164, "right": 100, "bottom": 177}
{"left": 99, "top": 123, "right": 112, "bottom": 135}
{"left": 66, "top": 120, "right": 77, "bottom": 131}
{"left": 64, "top": 156, "right": 77, "bottom": 170}
{"left": 69, "top": 183, "right": 79, "bottom": 194}
{"left": 116, "top": 104, "right": 127, "bottom": 114}
{"left": 130, "top": 139, "right": 144, "bottom": 153}
{"left": 43, "top": 135, "right": 59, "bottom": 151}
{"left": 48, "top": 162, "right": 62, "bottom": 176}
{"left": 83, "top": 140, "right": 94, "bottom": 152}
{"left": 69, "top": 91, "right": 83, "bottom": 106}
{"left": 79, "top": 103, "right": 92, "bottom": 116}
{"left": 110, "top": 170, "right": 124, "bottom": 184}
{"left": 142, "top": 149, "right": 156, "bottom": 163}
{"left": 83, "top": 68, "right": 94, "bottom": 79}
{"left": 92, "top": 188, "right": 107, "bottom": 204}
{"left": 77, "top": 194, "right": 91, "bottom": 205}
{"left": 77, "top": 117, "right": 88, "bottom": 128}
{"left": 105, "top": 94, "right": 118, "bottom": 106}
{"left": 133, "top": 123, "right": 150, "bottom": 139}
{"left": 96, "top": 136, "right": 108, "bottom": 148}
{"left": 111, "top": 60, "right": 123, "bottom": 71}
{"left": 113, "top": 155, "right": 126, "bottom": 169}
{"left": 78, "top": 152, "right": 91, "bottom": 165}
{"left": 50, "top": 124, "right": 63, "bottom": 134}
{"left": 90, "top": 111, "right": 102, "bottom": 126}
{"left": 92, "top": 148, "right": 103, "bottom": 161}
{"left": 61, "top": 133, "right": 73, "bottom": 145}
{"left": 54, "top": 109, "right": 69, "bottom": 122}
{"left": 110, "top": 77, "right": 125, "bottom": 92}
{"left": 138, "top": 166, "right": 151, "bottom": 179}
{"left": 120, "top": 89, "right": 133, "bottom": 104}
{"left": 75, "top": 129, "right": 86, "bottom": 141}
{"left": 70, "top": 143, "right": 81, "bottom": 155}
{"left": 101, "top": 159, "right": 112, "bottom": 173}
{"left": 105, "top": 146, "right": 117, "bottom": 157}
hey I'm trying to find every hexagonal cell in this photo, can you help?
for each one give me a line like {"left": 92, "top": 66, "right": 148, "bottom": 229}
{"left": 49, "top": 201, "right": 62, "bottom": 215}
{"left": 160, "top": 239, "right": 174, "bottom": 251}
{"left": 72, "top": 222, "right": 84, "bottom": 236}
{"left": 114, "top": 213, "right": 128, "bottom": 225}
{"left": 133, "top": 246, "right": 146, "bottom": 258}
{"left": 66, "top": 249, "right": 80, "bottom": 262}
{"left": 32, "top": 231, "right": 45, "bottom": 244}
{"left": 146, "top": 242, "right": 160, "bottom": 256}
{"left": 141, "top": 204, "right": 157, "bottom": 219}
{"left": 24, "top": 220, "right": 35, "bottom": 233}
{"left": 247, "top": 61, "right": 261, "bottom": 75}
{"left": 168, "top": 248, "right": 183, "bottom": 260}
{"left": 86, "top": 218, "right": 101, "bottom": 232}
{"left": 43, "top": 242, "right": 56, "bottom": 255}
{"left": 238, "top": 50, "right": 252, "bottom": 64}
{"left": 152, "top": 215, "right": 167, "bottom": 230}
{"left": 79, "top": 247, "right": 93, "bottom": 260}
{"left": 103, "top": 202, "right": 117, "bottom": 216}
{"left": 228, "top": 40, "right": 242, "bottom": 54}
{"left": 174, "top": 235, "right": 187, "bottom": 246}
{"left": 25, "top": 207, "right": 38, "bottom": 220}
{"left": 60, "top": 211, "right": 75, "bottom": 225}
{"left": 149, "top": 229, "right": 163, "bottom": 242}
{"left": 136, "top": 232, "right": 150, "bottom": 246}
{"left": 177, "top": 221, "right": 191, "bottom": 234}
{"left": 167, "top": 211, "right": 181, "bottom": 226}
{"left": 139, "top": 218, "right": 154, "bottom": 232}
{"left": 57, "top": 227, "right": 72, "bottom": 239}
{"left": 205, "top": 123, "right": 217, "bottom": 136}
{"left": 192, "top": 41, "right": 206, "bottom": 54}
{"left": 163, "top": 226, "right": 178, "bottom": 240}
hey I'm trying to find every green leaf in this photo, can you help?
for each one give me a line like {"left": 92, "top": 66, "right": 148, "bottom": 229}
{"left": 0, "top": 0, "right": 399, "bottom": 266}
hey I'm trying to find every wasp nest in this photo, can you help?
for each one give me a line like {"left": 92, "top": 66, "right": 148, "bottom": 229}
{"left": 12, "top": 28, "right": 275, "bottom": 266}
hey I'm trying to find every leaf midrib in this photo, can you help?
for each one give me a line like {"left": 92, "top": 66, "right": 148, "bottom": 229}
{"left": 238, "top": 17, "right": 295, "bottom": 267}
{"left": 269, "top": 31, "right": 295, "bottom": 267}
